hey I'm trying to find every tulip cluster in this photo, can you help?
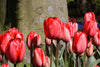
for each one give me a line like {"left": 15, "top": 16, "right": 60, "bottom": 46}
{"left": 43, "top": 12, "right": 100, "bottom": 67}
{"left": 0, "top": 27, "right": 25, "bottom": 64}
{"left": 0, "top": 12, "right": 100, "bottom": 67}
{"left": 26, "top": 31, "right": 50, "bottom": 67}
{"left": 44, "top": 17, "right": 71, "bottom": 42}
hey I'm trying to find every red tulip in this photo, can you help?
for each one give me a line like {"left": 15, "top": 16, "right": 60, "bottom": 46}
{"left": 8, "top": 27, "right": 18, "bottom": 38}
{"left": 84, "top": 12, "right": 95, "bottom": 24}
{"left": 66, "top": 22, "right": 74, "bottom": 37}
{"left": 86, "top": 39, "right": 93, "bottom": 56}
{"left": 73, "top": 22, "right": 78, "bottom": 33}
{"left": 62, "top": 23, "right": 71, "bottom": 42}
{"left": 72, "top": 32, "right": 87, "bottom": 54}
{"left": 15, "top": 32, "right": 24, "bottom": 41}
{"left": 0, "top": 32, "right": 12, "bottom": 54}
{"left": 66, "top": 22, "right": 78, "bottom": 37}
{"left": 44, "top": 56, "right": 50, "bottom": 67}
{"left": 45, "top": 37, "right": 55, "bottom": 45}
{"left": 83, "top": 20, "right": 97, "bottom": 36}
{"left": 32, "top": 33, "right": 41, "bottom": 48}
{"left": 6, "top": 38, "right": 25, "bottom": 63}
{"left": 1, "top": 64, "right": 10, "bottom": 67}
{"left": 92, "top": 28, "right": 100, "bottom": 46}
{"left": 33, "top": 48, "right": 45, "bottom": 67}
{"left": 95, "top": 65, "right": 100, "bottom": 67}
{"left": 26, "top": 32, "right": 41, "bottom": 49}
{"left": 44, "top": 17, "right": 63, "bottom": 40}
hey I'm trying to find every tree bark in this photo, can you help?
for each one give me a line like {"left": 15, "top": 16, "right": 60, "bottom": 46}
{"left": 0, "top": 0, "right": 6, "bottom": 34}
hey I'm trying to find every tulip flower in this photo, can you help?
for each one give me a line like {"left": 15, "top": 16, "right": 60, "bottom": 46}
{"left": 44, "top": 56, "right": 50, "bottom": 67}
{"left": 86, "top": 40, "right": 93, "bottom": 56}
{"left": 26, "top": 32, "right": 41, "bottom": 49}
{"left": 1, "top": 64, "right": 10, "bottom": 67}
{"left": 66, "top": 22, "right": 78, "bottom": 37}
{"left": 84, "top": 12, "right": 95, "bottom": 24}
{"left": 0, "top": 32, "right": 12, "bottom": 54}
{"left": 8, "top": 27, "right": 18, "bottom": 38}
{"left": 0, "top": 27, "right": 24, "bottom": 54}
{"left": 44, "top": 17, "right": 63, "bottom": 40}
{"left": 33, "top": 48, "right": 45, "bottom": 67}
{"left": 45, "top": 37, "right": 55, "bottom": 45}
{"left": 95, "top": 65, "right": 100, "bottom": 67}
{"left": 33, "top": 48, "right": 50, "bottom": 67}
{"left": 72, "top": 32, "right": 87, "bottom": 54}
{"left": 92, "top": 28, "right": 100, "bottom": 46}
{"left": 62, "top": 25, "right": 71, "bottom": 42}
{"left": 6, "top": 38, "right": 25, "bottom": 63}
{"left": 83, "top": 20, "right": 97, "bottom": 36}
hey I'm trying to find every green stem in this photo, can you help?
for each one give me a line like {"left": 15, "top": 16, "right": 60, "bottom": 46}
{"left": 88, "top": 57, "right": 89, "bottom": 67}
{"left": 2, "top": 54, "right": 6, "bottom": 64}
{"left": 75, "top": 55, "right": 78, "bottom": 67}
{"left": 14, "top": 64, "right": 16, "bottom": 67}
{"left": 65, "top": 42, "right": 67, "bottom": 67}
{"left": 56, "top": 40, "right": 60, "bottom": 67}
{"left": 69, "top": 52, "right": 72, "bottom": 67}
{"left": 79, "top": 56, "right": 81, "bottom": 67}
{"left": 50, "top": 40, "right": 53, "bottom": 67}
{"left": 30, "top": 48, "right": 33, "bottom": 67}
{"left": 83, "top": 53, "right": 86, "bottom": 67}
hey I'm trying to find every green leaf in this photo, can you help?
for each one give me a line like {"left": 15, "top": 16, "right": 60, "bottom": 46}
{"left": 89, "top": 59, "right": 100, "bottom": 67}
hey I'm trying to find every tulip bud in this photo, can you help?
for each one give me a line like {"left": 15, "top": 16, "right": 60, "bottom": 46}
{"left": 32, "top": 33, "right": 41, "bottom": 48}
{"left": 0, "top": 32, "right": 12, "bottom": 54}
{"left": 73, "top": 22, "right": 78, "bottom": 33}
{"left": 33, "top": 48, "right": 45, "bottom": 67}
{"left": 8, "top": 27, "right": 18, "bottom": 38}
{"left": 45, "top": 37, "right": 55, "bottom": 45}
{"left": 44, "top": 56, "right": 50, "bottom": 67}
{"left": 72, "top": 32, "right": 87, "bottom": 54}
{"left": 92, "top": 28, "right": 100, "bottom": 46}
{"left": 44, "top": 17, "right": 63, "bottom": 40}
{"left": 66, "top": 22, "right": 74, "bottom": 37}
{"left": 95, "top": 65, "right": 100, "bottom": 67}
{"left": 6, "top": 38, "right": 25, "bottom": 63}
{"left": 62, "top": 26, "right": 71, "bottom": 42}
{"left": 15, "top": 32, "right": 24, "bottom": 41}
{"left": 83, "top": 20, "right": 97, "bottom": 36}
{"left": 1, "top": 64, "right": 10, "bottom": 67}
{"left": 86, "top": 40, "right": 93, "bottom": 56}
{"left": 66, "top": 22, "right": 78, "bottom": 37}
{"left": 26, "top": 32, "right": 41, "bottom": 49}
{"left": 84, "top": 12, "right": 95, "bottom": 24}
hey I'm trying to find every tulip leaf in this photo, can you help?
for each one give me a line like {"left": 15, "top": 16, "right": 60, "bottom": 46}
{"left": 89, "top": 59, "right": 100, "bottom": 67}
{"left": 18, "top": 63, "right": 30, "bottom": 67}
{"left": 52, "top": 58, "right": 56, "bottom": 67}
{"left": 8, "top": 61, "right": 13, "bottom": 67}
{"left": 59, "top": 44, "right": 65, "bottom": 57}
{"left": 59, "top": 56, "right": 64, "bottom": 67}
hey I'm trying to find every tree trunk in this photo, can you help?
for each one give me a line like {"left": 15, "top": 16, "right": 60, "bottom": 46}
{"left": 2, "top": 0, "right": 69, "bottom": 63}
{"left": 0, "top": 0, "right": 6, "bottom": 34}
